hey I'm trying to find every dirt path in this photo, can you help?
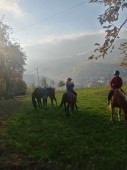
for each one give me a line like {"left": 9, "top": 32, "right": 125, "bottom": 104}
{"left": 0, "top": 98, "right": 54, "bottom": 170}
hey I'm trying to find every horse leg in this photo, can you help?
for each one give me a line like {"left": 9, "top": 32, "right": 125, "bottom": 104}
{"left": 124, "top": 114, "right": 127, "bottom": 122}
{"left": 45, "top": 99, "right": 48, "bottom": 109}
{"left": 74, "top": 102, "right": 79, "bottom": 111}
{"left": 66, "top": 103, "right": 70, "bottom": 117}
{"left": 46, "top": 99, "right": 48, "bottom": 109}
{"left": 64, "top": 103, "right": 67, "bottom": 115}
{"left": 123, "top": 109, "right": 127, "bottom": 122}
{"left": 125, "top": 114, "right": 127, "bottom": 123}
{"left": 43, "top": 100, "right": 45, "bottom": 109}
{"left": 32, "top": 97, "right": 37, "bottom": 110}
{"left": 50, "top": 97, "right": 53, "bottom": 106}
{"left": 118, "top": 108, "right": 121, "bottom": 121}
{"left": 110, "top": 106, "right": 114, "bottom": 121}
{"left": 43, "top": 99, "right": 47, "bottom": 110}
{"left": 38, "top": 98, "right": 42, "bottom": 109}
{"left": 64, "top": 103, "right": 70, "bottom": 117}
{"left": 71, "top": 103, "right": 74, "bottom": 113}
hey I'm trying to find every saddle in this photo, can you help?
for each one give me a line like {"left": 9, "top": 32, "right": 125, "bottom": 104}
{"left": 66, "top": 91, "right": 76, "bottom": 102}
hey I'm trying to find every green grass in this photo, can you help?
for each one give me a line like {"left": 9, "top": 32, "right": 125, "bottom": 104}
{"left": 4, "top": 86, "right": 127, "bottom": 170}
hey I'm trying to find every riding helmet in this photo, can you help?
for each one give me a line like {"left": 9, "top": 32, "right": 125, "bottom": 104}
{"left": 114, "top": 70, "right": 120, "bottom": 75}
{"left": 67, "top": 77, "right": 72, "bottom": 81}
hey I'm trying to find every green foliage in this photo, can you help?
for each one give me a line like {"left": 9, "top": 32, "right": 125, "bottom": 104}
{"left": 13, "top": 79, "right": 27, "bottom": 95}
{"left": 58, "top": 80, "right": 65, "bottom": 88}
{"left": 4, "top": 86, "right": 127, "bottom": 169}
{"left": 0, "top": 19, "right": 27, "bottom": 92}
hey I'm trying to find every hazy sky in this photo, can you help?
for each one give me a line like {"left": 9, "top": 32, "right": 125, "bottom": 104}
{"left": 0, "top": 0, "right": 126, "bottom": 75}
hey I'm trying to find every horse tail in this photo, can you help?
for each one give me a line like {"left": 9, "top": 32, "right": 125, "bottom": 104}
{"left": 32, "top": 93, "right": 37, "bottom": 110}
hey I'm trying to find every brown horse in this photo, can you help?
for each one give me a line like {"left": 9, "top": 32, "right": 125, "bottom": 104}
{"left": 109, "top": 89, "right": 127, "bottom": 122}
{"left": 60, "top": 92, "right": 78, "bottom": 117}
{"left": 32, "top": 87, "right": 57, "bottom": 110}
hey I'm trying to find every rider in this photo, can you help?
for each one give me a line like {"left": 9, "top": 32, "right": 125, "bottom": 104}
{"left": 107, "top": 70, "right": 123, "bottom": 104}
{"left": 66, "top": 77, "right": 77, "bottom": 97}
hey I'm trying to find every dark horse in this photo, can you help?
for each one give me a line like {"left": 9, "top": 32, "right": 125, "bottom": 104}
{"left": 60, "top": 92, "right": 78, "bottom": 117}
{"left": 109, "top": 89, "right": 127, "bottom": 122}
{"left": 32, "top": 87, "right": 57, "bottom": 110}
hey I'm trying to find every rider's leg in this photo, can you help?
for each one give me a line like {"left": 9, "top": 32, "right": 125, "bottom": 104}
{"left": 72, "top": 91, "right": 78, "bottom": 101}
{"left": 108, "top": 89, "right": 113, "bottom": 104}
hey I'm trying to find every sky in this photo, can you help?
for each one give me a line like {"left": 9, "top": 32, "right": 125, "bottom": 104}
{"left": 0, "top": 0, "right": 126, "bottom": 76}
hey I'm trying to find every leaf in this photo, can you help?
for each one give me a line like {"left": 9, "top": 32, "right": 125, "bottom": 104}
{"left": 94, "top": 43, "right": 100, "bottom": 46}
{"left": 120, "top": 60, "right": 127, "bottom": 67}
{"left": 94, "top": 48, "right": 99, "bottom": 52}
{"left": 88, "top": 55, "right": 94, "bottom": 60}
{"left": 103, "top": 26, "right": 108, "bottom": 28}
{"left": 108, "top": 25, "right": 112, "bottom": 28}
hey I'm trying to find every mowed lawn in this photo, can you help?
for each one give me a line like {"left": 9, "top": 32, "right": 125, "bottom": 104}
{"left": 3, "top": 86, "right": 127, "bottom": 170}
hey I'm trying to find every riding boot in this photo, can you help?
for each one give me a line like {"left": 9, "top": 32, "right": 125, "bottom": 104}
{"left": 107, "top": 89, "right": 113, "bottom": 105}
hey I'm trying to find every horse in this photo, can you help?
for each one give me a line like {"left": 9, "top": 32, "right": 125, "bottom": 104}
{"left": 60, "top": 91, "right": 78, "bottom": 117}
{"left": 32, "top": 87, "right": 57, "bottom": 110}
{"left": 109, "top": 89, "right": 127, "bottom": 122}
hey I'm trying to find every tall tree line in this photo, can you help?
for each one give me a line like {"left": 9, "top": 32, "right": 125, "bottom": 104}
{"left": 0, "top": 20, "right": 27, "bottom": 94}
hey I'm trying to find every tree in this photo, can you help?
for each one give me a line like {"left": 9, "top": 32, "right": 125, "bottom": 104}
{"left": 58, "top": 80, "right": 65, "bottom": 90}
{"left": 0, "top": 19, "right": 27, "bottom": 92}
{"left": 89, "top": 0, "right": 127, "bottom": 65}
{"left": 12, "top": 79, "right": 27, "bottom": 95}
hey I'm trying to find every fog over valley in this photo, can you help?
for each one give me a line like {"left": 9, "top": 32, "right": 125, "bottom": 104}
{"left": 23, "top": 38, "right": 127, "bottom": 88}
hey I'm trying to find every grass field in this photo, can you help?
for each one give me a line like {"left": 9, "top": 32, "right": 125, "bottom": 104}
{"left": 1, "top": 86, "right": 127, "bottom": 170}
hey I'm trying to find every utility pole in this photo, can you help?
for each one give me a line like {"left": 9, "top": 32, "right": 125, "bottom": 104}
{"left": 36, "top": 68, "right": 40, "bottom": 86}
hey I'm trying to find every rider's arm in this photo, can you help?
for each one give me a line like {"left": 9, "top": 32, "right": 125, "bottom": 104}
{"left": 110, "top": 78, "right": 115, "bottom": 89}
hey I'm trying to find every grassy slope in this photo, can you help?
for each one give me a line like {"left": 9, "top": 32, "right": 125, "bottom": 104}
{"left": 4, "top": 86, "right": 127, "bottom": 170}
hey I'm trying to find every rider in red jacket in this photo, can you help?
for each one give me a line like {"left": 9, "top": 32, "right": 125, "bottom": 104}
{"left": 108, "top": 70, "right": 123, "bottom": 104}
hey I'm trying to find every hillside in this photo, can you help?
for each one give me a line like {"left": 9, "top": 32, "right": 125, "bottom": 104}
{"left": 23, "top": 39, "right": 127, "bottom": 87}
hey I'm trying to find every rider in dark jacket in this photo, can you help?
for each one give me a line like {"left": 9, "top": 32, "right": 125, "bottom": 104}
{"left": 66, "top": 77, "right": 77, "bottom": 97}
